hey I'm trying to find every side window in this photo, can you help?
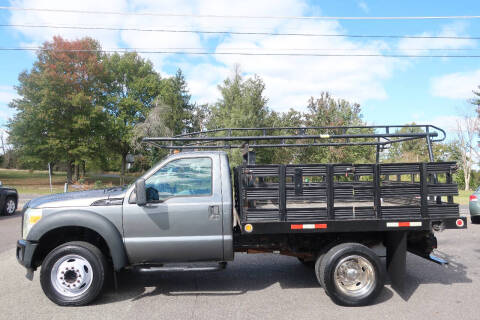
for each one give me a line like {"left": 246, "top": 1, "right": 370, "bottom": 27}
{"left": 145, "top": 157, "right": 212, "bottom": 202}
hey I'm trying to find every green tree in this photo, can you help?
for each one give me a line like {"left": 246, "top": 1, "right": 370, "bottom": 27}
{"left": 208, "top": 66, "right": 271, "bottom": 165}
{"left": 103, "top": 52, "right": 163, "bottom": 183}
{"left": 131, "top": 102, "right": 173, "bottom": 167}
{"left": 128, "top": 69, "right": 197, "bottom": 168}
{"left": 300, "top": 92, "right": 374, "bottom": 164}
{"left": 209, "top": 66, "right": 269, "bottom": 130}
{"left": 8, "top": 36, "right": 107, "bottom": 182}
{"left": 266, "top": 109, "right": 304, "bottom": 164}
{"left": 158, "top": 69, "right": 196, "bottom": 135}
{"left": 387, "top": 124, "right": 431, "bottom": 162}
{"left": 472, "top": 85, "right": 480, "bottom": 110}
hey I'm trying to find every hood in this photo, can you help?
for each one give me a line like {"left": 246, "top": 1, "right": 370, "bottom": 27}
{"left": 0, "top": 186, "right": 17, "bottom": 192}
{"left": 28, "top": 187, "right": 127, "bottom": 209}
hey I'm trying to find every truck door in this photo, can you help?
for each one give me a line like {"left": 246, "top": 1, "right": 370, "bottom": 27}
{"left": 123, "top": 155, "right": 224, "bottom": 263}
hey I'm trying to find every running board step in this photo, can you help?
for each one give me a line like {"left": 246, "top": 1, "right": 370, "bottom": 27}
{"left": 137, "top": 262, "right": 227, "bottom": 273}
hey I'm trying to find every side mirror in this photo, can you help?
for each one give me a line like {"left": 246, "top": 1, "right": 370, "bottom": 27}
{"left": 135, "top": 178, "right": 147, "bottom": 206}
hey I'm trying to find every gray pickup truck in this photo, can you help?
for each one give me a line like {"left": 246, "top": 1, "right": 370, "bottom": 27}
{"left": 17, "top": 126, "right": 467, "bottom": 307}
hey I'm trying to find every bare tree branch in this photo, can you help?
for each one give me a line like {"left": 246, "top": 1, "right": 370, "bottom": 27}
{"left": 456, "top": 114, "right": 479, "bottom": 191}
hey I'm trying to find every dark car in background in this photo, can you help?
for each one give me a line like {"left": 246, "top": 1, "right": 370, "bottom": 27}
{"left": 0, "top": 184, "right": 18, "bottom": 216}
{"left": 469, "top": 188, "right": 480, "bottom": 223}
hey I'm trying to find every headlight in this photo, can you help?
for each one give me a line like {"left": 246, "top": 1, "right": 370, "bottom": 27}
{"left": 23, "top": 208, "right": 43, "bottom": 239}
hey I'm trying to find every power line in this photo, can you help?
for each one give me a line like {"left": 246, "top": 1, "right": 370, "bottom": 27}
{"left": 45, "top": 47, "right": 480, "bottom": 52}
{"left": 2, "top": 24, "right": 480, "bottom": 40}
{"left": 6, "top": 46, "right": 480, "bottom": 53}
{"left": 0, "top": 47, "right": 479, "bottom": 58}
{"left": 0, "top": 6, "right": 479, "bottom": 21}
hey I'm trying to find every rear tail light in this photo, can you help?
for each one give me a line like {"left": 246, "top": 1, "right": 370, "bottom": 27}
{"left": 470, "top": 195, "right": 478, "bottom": 202}
{"left": 456, "top": 219, "right": 465, "bottom": 227}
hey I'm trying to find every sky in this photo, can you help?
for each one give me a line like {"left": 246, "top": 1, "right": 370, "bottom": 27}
{"left": 0, "top": 0, "right": 479, "bottom": 141}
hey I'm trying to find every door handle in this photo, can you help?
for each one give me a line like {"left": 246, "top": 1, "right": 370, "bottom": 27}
{"left": 209, "top": 205, "right": 220, "bottom": 220}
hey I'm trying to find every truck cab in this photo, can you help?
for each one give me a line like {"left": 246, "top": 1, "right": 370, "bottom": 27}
{"left": 122, "top": 151, "right": 234, "bottom": 263}
{"left": 17, "top": 151, "right": 234, "bottom": 306}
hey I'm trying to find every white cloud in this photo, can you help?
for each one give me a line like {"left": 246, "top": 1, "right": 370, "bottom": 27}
{"left": 9, "top": 0, "right": 129, "bottom": 49}
{"left": 397, "top": 22, "right": 476, "bottom": 54}
{"left": 7, "top": 1, "right": 476, "bottom": 113}
{"left": 0, "top": 86, "right": 18, "bottom": 123}
{"left": 0, "top": 86, "right": 17, "bottom": 105}
{"left": 429, "top": 115, "right": 464, "bottom": 134}
{"left": 182, "top": 63, "right": 230, "bottom": 104}
{"left": 357, "top": 1, "right": 369, "bottom": 13}
{"left": 8, "top": 0, "right": 397, "bottom": 110}
{"left": 430, "top": 69, "right": 480, "bottom": 100}
{"left": 211, "top": 18, "right": 396, "bottom": 110}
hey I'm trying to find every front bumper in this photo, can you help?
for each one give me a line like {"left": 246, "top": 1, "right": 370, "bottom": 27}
{"left": 16, "top": 239, "right": 38, "bottom": 280}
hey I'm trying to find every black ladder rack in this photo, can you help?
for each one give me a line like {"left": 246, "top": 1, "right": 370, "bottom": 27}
{"left": 143, "top": 124, "right": 446, "bottom": 163}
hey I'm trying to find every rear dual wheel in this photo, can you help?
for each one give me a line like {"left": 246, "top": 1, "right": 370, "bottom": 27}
{"left": 315, "top": 243, "right": 384, "bottom": 306}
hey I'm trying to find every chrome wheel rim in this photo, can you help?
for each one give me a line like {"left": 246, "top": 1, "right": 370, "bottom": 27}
{"left": 5, "top": 199, "right": 15, "bottom": 214}
{"left": 50, "top": 255, "right": 93, "bottom": 298}
{"left": 333, "top": 255, "right": 376, "bottom": 298}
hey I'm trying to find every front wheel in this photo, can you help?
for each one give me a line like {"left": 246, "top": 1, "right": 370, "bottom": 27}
{"left": 3, "top": 197, "right": 16, "bottom": 215}
{"left": 40, "top": 241, "right": 108, "bottom": 306}
{"left": 316, "top": 243, "right": 384, "bottom": 306}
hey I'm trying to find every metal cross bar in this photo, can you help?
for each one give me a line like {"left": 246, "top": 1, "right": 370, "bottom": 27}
{"left": 142, "top": 124, "right": 445, "bottom": 154}
{"left": 170, "top": 124, "right": 445, "bottom": 142}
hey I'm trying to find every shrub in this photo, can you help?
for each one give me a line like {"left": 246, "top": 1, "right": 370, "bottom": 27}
{"left": 94, "top": 180, "right": 104, "bottom": 189}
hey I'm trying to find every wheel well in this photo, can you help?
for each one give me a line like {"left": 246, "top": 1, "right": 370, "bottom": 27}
{"left": 234, "top": 232, "right": 385, "bottom": 259}
{"left": 32, "top": 226, "right": 111, "bottom": 269}
{"left": 6, "top": 194, "right": 17, "bottom": 203}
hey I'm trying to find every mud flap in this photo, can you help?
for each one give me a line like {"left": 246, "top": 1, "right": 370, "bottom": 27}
{"left": 385, "top": 231, "right": 407, "bottom": 293}
{"left": 25, "top": 268, "right": 34, "bottom": 281}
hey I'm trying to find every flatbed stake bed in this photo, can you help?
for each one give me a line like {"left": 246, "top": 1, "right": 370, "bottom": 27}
{"left": 16, "top": 124, "right": 466, "bottom": 307}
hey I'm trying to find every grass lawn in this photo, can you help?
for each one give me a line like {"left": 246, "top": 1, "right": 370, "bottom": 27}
{"left": 455, "top": 189, "right": 472, "bottom": 205}
{"left": 0, "top": 168, "right": 138, "bottom": 195}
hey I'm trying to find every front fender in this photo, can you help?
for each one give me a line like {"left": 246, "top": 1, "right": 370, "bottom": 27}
{"left": 27, "top": 210, "right": 128, "bottom": 270}
{"left": 4, "top": 190, "right": 18, "bottom": 198}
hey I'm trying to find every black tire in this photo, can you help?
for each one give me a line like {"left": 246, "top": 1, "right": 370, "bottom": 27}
{"left": 40, "top": 241, "right": 108, "bottom": 306}
{"left": 316, "top": 243, "right": 384, "bottom": 306}
{"left": 297, "top": 257, "right": 315, "bottom": 268}
{"left": 314, "top": 252, "right": 326, "bottom": 288}
{"left": 471, "top": 215, "right": 480, "bottom": 224}
{"left": 3, "top": 197, "right": 17, "bottom": 216}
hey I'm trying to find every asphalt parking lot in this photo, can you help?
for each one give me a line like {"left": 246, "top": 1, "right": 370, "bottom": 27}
{"left": 0, "top": 204, "right": 478, "bottom": 320}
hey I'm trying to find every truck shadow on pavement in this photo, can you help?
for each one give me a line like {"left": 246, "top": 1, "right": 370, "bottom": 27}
{"left": 94, "top": 251, "right": 472, "bottom": 306}
{"left": 95, "top": 255, "right": 398, "bottom": 306}
{"left": 388, "top": 252, "right": 472, "bottom": 301}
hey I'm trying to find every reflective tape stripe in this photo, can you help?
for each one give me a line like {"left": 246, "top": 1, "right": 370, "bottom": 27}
{"left": 291, "top": 223, "right": 327, "bottom": 230}
{"left": 386, "top": 221, "right": 422, "bottom": 228}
